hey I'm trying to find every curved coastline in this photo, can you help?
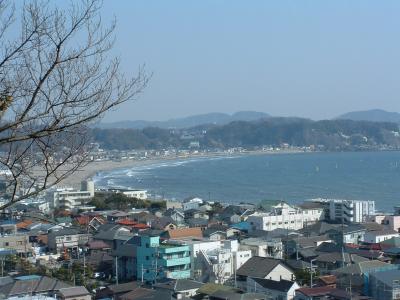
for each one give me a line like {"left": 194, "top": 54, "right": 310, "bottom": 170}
{"left": 58, "top": 149, "right": 308, "bottom": 188}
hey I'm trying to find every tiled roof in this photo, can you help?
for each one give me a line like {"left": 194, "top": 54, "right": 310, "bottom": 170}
{"left": 252, "top": 278, "right": 296, "bottom": 292}
{"left": 166, "top": 227, "right": 203, "bottom": 239}
{"left": 58, "top": 286, "right": 90, "bottom": 297}
{"left": 87, "top": 240, "right": 110, "bottom": 249}
{"left": 296, "top": 286, "right": 336, "bottom": 297}
{"left": 237, "top": 257, "right": 290, "bottom": 278}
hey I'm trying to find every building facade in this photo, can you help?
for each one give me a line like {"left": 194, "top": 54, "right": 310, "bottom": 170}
{"left": 247, "top": 202, "right": 323, "bottom": 231}
{"left": 311, "top": 198, "right": 375, "bottom": 223}
{"left": 133, "top": 232, "right": 191, "bottom": 282}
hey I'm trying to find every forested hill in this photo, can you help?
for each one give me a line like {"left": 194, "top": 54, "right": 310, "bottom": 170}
{"left": 91, "top": 118, "right": 400, "bottom": 150}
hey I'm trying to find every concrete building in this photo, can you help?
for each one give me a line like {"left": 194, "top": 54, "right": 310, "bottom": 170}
{"left": 46, "top": 188, "right": 92, "bottom": 211}
{"left": 310, "top": 198, "right": 375, "bottom": 223}
{"left": 195, "top": 240, "right": 252, "bottom": 284}
{"left": 247, "top": 202, "right": 323, "bottom": 231}
{"left": 133, "top": 230, "right": 191, "bottom": 282}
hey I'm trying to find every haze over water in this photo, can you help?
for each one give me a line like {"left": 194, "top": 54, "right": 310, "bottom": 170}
{"left": 94, "top": 151, "right": 400, "bottom": 212}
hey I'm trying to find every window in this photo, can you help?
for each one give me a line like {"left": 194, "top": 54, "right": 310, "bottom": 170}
{"left": 146, "top": 256, "right": 149, "bottom": 260}
{"left": 4, "top": 242, "right": 9, "bottom": 246}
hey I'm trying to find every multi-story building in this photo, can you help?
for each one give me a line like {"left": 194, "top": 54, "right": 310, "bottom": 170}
{"left": 133, "top": 230, "right": 191, "bottom": 282}
{"left": 247, "top": 202, "right": 323, "bottom": 231}
{"left": 46, "top": 180, "right": 95, "bottom": 211}
{"left": 310, "top": 198, "right": 375, "bottom": 223}
{"left": 47, "top": 229, "right": 91, "bottom": 253}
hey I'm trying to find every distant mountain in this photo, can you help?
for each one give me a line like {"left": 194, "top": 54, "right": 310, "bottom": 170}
{"left": 91, "top": 118, "right": 400, "bottom": 151}
{"left": 96, "top": 111, "right": 270, "bottom": 129}
{"left": 337, "top": 109, "right": 400, "bottom": 123}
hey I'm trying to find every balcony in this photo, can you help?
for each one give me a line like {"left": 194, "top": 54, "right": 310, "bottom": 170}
{"left": 160, "top": 256, "right": 190, "bottom": 267}
{"left": 165, "top": 269, "right": 191, "bottom": 279}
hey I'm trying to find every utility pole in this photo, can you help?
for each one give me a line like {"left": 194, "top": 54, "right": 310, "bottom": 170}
{"left": 141, "top": 264, "right": 144, "bottom": 284}
{"left": 310, "top": 259, "right": 316, "bottom": 288}
{"left": 115, "top": 256, "right": 119, "bottom": 285}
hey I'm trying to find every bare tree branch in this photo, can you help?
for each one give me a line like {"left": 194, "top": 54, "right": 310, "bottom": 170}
{"left": 0, "top": 0, "right": 149, "bottom": 210}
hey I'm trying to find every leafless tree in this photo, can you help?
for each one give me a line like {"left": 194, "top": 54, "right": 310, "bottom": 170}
{"left": 0, "top": 0, "right": 148, "bottom": 210}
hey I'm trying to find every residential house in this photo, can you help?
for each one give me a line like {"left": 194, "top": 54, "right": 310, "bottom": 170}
{"left": 150, "top": 216, "right": 176, "bottom": 231}
{"left": 203, "top": 225, "right": 240, "bottom": 241}
{"left": 236, "top": 257, "right": 295, "bottom": 291}
{"left": 246, "top": 277, "right": 300, "bottom": 300}
{"left": 93, "top": 224, "right": 133, "bottom": 250}
{"left": 333, "top": 260, "right": 396, "bottom": 293}
{"left": 184, "top": 209, "right": 209, "bottom": 220}
{"left": 47, "top": 229, "right": 91, "bottom": 253}
{"left": 373, "top": 215, "right": 400, "bottom": 232}
{"left": 363, "top": 230, "right": 399, "bottom": 243}
{"left": 368, "top": 269, "right": 400, "bottom": 300}
{"left": 162, "top": 227, "right": 203, "bottom": 240}
{"left": 153, "top": 279, "right": 204, "bottom": 299}
{"left": 164, "top": 208, "right": 185, "bottom": 225}
{"left": 240, "top": 238, "right": 283, "bottom": 259}
{"left": 294, "top": 286, "right": 336, "bottom": 300}
{"left": 94, "top": 281, "right": 138, "bottom": 300}
{"left": 0, "top": 233, "right": 32, "bottom": 255}
{"left": 327, "top": 224, "right": 366, "bottom": 245}
{"left": 182, "top": 197, "right": 203, "bottom": 211}
{"left": 0, "top": 275, "right": 71, "bottom": 299}
{"left": 314, "top": 252, "right": 351, "bottom": 273}
{"left": 58, "top": 287, "right": 91, "bottom": 300}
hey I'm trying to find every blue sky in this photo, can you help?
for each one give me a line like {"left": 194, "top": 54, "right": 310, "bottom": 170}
{"left": 93, "top": 1, "right": 400, "bottom": 121}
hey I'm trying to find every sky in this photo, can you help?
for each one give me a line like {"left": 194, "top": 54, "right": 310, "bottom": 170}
{"left": 97, "top": 1, "right": 400, "bottom": 121}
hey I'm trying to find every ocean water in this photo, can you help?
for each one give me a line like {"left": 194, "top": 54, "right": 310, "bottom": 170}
{"left": 93, "top": 151, "right": 400, "bottom": 212}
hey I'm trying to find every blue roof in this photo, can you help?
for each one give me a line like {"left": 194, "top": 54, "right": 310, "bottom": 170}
{"left": 0, "top": 249, "right": 16, "bottom": 256}
{"left": 15, "top": 275, "right": 41, "bottom": 281}
{"left": 384, "top": 247, "right": 400, "bottom": 255}
{"left": 230, "top": 221, "right": 251, "bottom": 231}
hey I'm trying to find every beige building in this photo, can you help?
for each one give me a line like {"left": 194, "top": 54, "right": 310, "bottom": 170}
{"left": 0, "top": 234, "right": 32, "bottom": 254}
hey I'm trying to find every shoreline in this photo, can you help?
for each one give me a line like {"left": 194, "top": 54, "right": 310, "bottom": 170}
{"left": 58, "top": 149, "right": 308, "bottom": 188}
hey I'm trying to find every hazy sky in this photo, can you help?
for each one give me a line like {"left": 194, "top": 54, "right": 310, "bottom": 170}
{"left": 98, "top": 1, "right": 400, "bottom": 122}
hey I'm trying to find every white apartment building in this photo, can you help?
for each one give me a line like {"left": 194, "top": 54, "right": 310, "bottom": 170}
{"left": 310, "top": 198, "right": 375, "bottom": 223}
{"left": 247, "top": 202, "right": 323, "bottom": 231}
{"left": 170, "top": 238, "right": 252, "bottom": 284}
{"left": 46, "top": 180, "right": 95, "bottom": 211}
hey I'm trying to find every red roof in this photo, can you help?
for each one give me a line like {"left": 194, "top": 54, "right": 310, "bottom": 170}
{"left": 117, "top": 219, "right": 137, "bottom": 226}
{"left": 132, "top": 223, "right": 150, "bottom": 229}
{"left": 297, "top": 286, "right": 335, "bottom": 296}
{"left": 75, "top": 216, "right": 90, "bottom": 225}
